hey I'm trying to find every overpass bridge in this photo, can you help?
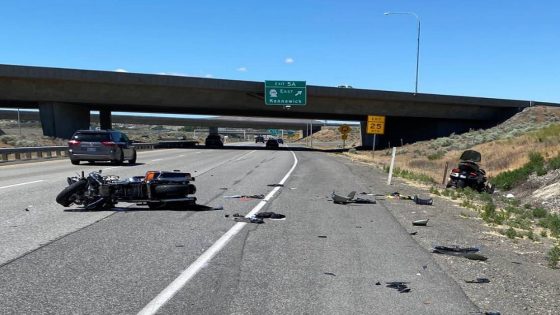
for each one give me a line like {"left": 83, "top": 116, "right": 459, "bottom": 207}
{"left": 1, "top": 64, "right": 555, "bottom": 146}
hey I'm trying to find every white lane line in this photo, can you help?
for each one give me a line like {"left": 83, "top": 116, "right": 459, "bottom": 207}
{"left": 0, "top": 180, "right": 45, "bottom": 190}
{"left": 138, "top": 151, "right": 298, "bottom": 315}
{"left": 151, "top": 158, "right": 164, "bottom": 162}
{"left": 234, "top": 150, "right": 255, "bottom": 161}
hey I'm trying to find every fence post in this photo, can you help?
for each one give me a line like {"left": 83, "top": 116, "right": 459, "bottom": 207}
{"left": 387, "top": 147, "right": 397, "bottom": 185}
{"left": 442, "top": 162, "right": 449, "bottom": 186}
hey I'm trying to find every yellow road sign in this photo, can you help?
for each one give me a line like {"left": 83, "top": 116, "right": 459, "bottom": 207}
{"left": 367, "top": 115, "right": 385, "bottom": 134}
{"left": 338, "top": 124, "right": 351, "bottom": 134}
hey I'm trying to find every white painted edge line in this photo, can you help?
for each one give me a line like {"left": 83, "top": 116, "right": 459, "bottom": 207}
{"left": 0, "top": 180, "right": 45, "bottom": 190}
{"left": 138, "top": 150, "right": 298, "bottom": 315}
{"left": 150, "top": 158, "right": 164, "bottom": 162}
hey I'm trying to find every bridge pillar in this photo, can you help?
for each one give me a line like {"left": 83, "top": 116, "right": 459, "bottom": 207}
{"left": 39, "top": 103, "right": 90, "bottom": 139}
{"left": 208, "top": 126, "right": 219, "bottom": 135}
{"left": 360, "top": 116, "right": 494, "bottom": 149}
{"left": 99, "top": 109, "right": 112, "bottom": 130}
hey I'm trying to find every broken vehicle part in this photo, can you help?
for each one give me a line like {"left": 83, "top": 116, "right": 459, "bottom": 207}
{"left": 465, "top": 278, "right": 490, "bottom": 283}
{"left": 386, "top": 282, "right": 411, "bottom": 293}
{"left": 412, "top": 219, "right": 429, "bottom": 226}
{"left": 255, "top": 212, "right": 286, "bottom": 219}
{"left": 414, "top": 195, "right": 433, "bottom": 205}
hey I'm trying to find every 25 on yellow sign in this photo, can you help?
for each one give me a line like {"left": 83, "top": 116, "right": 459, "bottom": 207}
{"left": 367, "top": 115, "right": 385, "bottom": 134}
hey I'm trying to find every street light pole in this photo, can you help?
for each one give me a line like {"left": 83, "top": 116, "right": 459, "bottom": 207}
{"left": 384, "top": 11, "right": 421, "bottom": 94}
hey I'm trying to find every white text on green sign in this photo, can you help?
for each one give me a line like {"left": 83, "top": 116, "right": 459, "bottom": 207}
{"left": 265, "top": 80, "right": 307, "bottom": 106}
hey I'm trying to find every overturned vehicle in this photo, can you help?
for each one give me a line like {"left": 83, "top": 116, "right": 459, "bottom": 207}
{"left": 446, "top": 150, "right": 494, "bottom": 194}
{"left": 56, "top": 170, "right": 196, "bottom": 210}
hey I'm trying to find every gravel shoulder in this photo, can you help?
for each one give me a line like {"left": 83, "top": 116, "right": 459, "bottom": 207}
{"left": 336, "top": 153, "right": 560, "bottom": 315}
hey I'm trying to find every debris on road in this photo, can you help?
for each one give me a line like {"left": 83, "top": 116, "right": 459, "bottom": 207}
{"left": 255, "top": 212, "right": 286, "bottom": 219}
{"left": 465, "top": 277, "right": 490, "bottom": 284}
{"left": 224, "top": 194, "right": 265, "bottom": 200}
{"left": 433, "top": 245, "right": 488, "bottom": 261}
{"left": 386, "top": 282, "right": 411, "bottom": 293}
{"left": 332, "top": 191, "right": 376, "bottom": 204}
{"left": 212, "top": 206, "right": 224, "bottom": 210}
{"left": 412, "top": 219, "right": 429, "bottom": 226}
{"left": 318, "top": 235, "right": 327, "bottom": 238}
{"left": 324, "top": 272, "right": 336, "bottom": 276}
{"left": 234, "top": 216, "right": 264, "bottom": 224}
{"left": 267, "top": 184, "right": 284, "bottom": 187}
{"left": 413, "top": 195, "right": 433, "bottom": 205}
{"left": 409, "top": 231, "right": 418, "bottom": 235}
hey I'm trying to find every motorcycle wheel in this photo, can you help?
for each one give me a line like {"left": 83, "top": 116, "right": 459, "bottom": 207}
{"left": 56, "top": 180, "right": 87, "bottom": 207}
{"left": 446, "top": 179, "right": 456, "bottom": 188}
{"left": 457, "top": 180, "right": 466, "bottom": 189}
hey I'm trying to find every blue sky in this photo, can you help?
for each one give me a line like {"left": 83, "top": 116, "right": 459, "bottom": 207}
{"left": 1, "top": 0, "right": 559, "bottom": 103}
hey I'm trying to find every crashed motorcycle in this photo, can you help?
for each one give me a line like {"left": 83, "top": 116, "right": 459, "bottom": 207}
{"left": 56, "top": 170, "right": 196, "bottom": 210}
{"left": 446, "top": 150, "right": 494, "bottom": 193}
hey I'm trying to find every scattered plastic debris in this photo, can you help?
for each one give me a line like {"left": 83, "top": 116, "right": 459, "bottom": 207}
{"left": 433, "top": 245, "right": 488, "bottom": 261}
{"left": 234, "top": 216, "right": 264, "bottom": 224}
{"left": 267, "top": 184, "right": 284, "bottom": 187}
{"left": 409, "top": 231, "right": 418, "bottom": 235}
{"left": 255, "top": 212, "right": 286, "bottom": 219}
{"left": 324, "top": 272, "right": 336, "bottom": 276}
{"left": 386, "top": 282, "right": 411, "bottom": 293}
{"left": 465, "top": 277, "right": 490, "bottom": 283}
{"left": 318, "top": 235, "right": 327, "bottom": 238}
{"left": 375, "top": 281, "right": 381, "bottom": 285}
{"left": 224, "top": 214, "right": 230, "bottom": 218}
{"left": 412, "top": 219, "right": 429, "bottom": 226}
{"left": 414, "top": 195, "right": 433, "bottom": 205}
{"left": 224, "top": 194, "right": 265, "bottom": 199}
{"left": 332, "top": 191, "right": 376, "bottom": 204}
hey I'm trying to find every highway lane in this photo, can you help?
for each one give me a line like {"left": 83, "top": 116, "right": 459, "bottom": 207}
{"left": 0, "top": 146, "right": 478, "bottom": 314}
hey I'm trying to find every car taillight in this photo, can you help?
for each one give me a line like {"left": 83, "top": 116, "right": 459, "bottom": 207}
{"left": 470, "top": 172, "right": 478, "bottom": 176}
{"left": 101, "top": 141, "right": 116, "bottom": 147}
{"left": 452, "top": 168, "right": 460, "bottom": 173}
{"left": 68, "top": 140, "right": 80, "bottom": 146}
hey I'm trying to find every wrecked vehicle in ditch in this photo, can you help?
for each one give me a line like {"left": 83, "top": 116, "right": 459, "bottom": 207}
{"left": 446, "top": 150, "right": 494, "bottom": 193}
{"left": 56, "top": 170, "right": 196, "bottom": 210}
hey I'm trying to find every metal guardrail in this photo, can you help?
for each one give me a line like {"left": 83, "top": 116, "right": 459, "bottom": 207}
{"left": 0, "top": 143, "right": 158, "bottom": 163}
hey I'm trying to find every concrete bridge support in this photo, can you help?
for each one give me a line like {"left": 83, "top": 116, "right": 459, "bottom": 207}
{"left": 99, "top": 109, "right": 112, "bottom": 130}
{"left": 39, "top": 103, "right": 90, "bottom": 139}
{"left": 302, "top": 124, "right": 321, "bottom": 138}
{"left": 360, "top": 116, "right": 497, "bottom": 150}
{"left": 208, "top": 126, "right": 219, "bottom": 135}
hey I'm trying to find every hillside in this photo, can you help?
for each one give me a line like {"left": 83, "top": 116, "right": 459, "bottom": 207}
{"left": 344, "top": 106, "right": 560, "bottom": 214}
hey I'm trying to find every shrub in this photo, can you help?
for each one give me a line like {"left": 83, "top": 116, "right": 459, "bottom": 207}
{"left": 505, "top": 227, "right": 517, "bottom": 239}
{"left": 541, "top": 230, "right": 548, "bottom": 238}
{"left": 491, "top": 152, "right": 546, "bottom": 190}
{"left": 547, "top": 245, "right": 560, "bottom": 268}
{"left": 539, "top": 213, "right": 560, "bottom": 237}
{"left": 548, "top": 153, "right": 560, "bottom": 171}
{"left": 526, "top": 230, "right": 539, "bottom": 241}
{"left": 427, "top": 151, "right": 445, "bottom": 160}
{"left": 532, "top": 207, "right": 548, "bottom": 219}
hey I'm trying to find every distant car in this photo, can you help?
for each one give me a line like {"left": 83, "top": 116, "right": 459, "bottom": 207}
{"left": 205, "top": 134, "right": 224, "bottom": 148}
{"left": 277, "top": 138, "right": 284, "bottom": 144}
{"left": 68, "top": 130, "right": 137, "bottom": 165}
{"left": 255, "top": 136, "right": 265, "bottom": 143}
{"left": 265, "top": 138, "right": 279, "bottom": 148}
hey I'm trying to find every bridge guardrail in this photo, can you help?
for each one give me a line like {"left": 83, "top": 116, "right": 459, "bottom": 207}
{"left": 0, "top": 143, "right": 158, "bottom": 163}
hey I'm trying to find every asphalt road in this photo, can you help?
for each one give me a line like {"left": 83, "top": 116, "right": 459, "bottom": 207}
{"left": 0, "top": 144, "right": 479, "bottom": 314}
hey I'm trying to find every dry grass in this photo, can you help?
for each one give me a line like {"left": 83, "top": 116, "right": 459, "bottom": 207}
{"left": 347, "top": 106, "right": 560, "bottom": 183}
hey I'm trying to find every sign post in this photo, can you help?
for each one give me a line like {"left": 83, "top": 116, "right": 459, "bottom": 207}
{"left": 265, "top": 81, "right": 307, "bottom": 106}
{"left": 367, "top": 115, "right": 386, "bottom": 157}
{"left": 338, "top": 124, "right": 352, "bottom": 149}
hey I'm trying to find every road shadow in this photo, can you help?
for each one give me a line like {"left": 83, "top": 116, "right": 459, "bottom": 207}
{"left": 63, "top": 203, "right": 223, "bottom": 212}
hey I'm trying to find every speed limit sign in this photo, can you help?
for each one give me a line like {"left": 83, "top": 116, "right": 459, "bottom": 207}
{"left": 367, "top": 116, "right": 385, "bottom": 134}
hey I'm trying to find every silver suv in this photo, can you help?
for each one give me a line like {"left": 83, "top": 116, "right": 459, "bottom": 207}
{"left": 68, "top": 130, "right": 137, "bottom": 165}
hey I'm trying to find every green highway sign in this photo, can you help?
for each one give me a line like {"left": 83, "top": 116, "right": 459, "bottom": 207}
{"left": 265, "top": 80, "right": 307, "bottom": 105}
